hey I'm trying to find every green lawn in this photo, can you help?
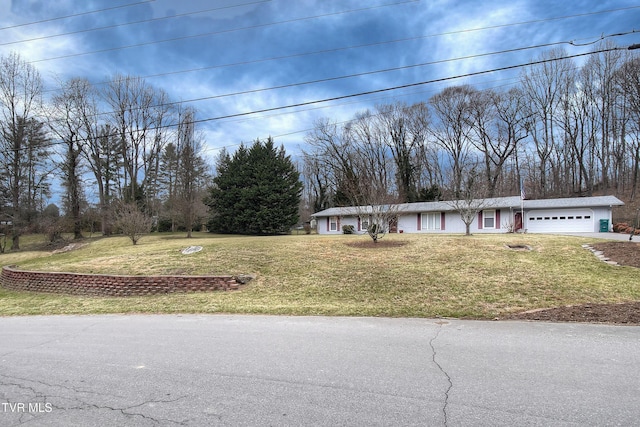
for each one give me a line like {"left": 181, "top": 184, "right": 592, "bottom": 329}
{"left": 1, "top": 232, "right": 639, "bottom": 318}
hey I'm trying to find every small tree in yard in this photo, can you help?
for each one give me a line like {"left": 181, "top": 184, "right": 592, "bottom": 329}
{"left": 115, "top": 202, "right": 152, "bottom": 245}
{"left": 355, "top": 203, "right": 402, "bottom": 243}
{"left": 446, "top": 166, "right": 493, "bottom": 236}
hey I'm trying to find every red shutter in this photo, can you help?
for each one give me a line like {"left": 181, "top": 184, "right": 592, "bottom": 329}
{"left": 441, "top": 212, "right": 445, "bottom": 230}
{"left": 496, "top": 210, "right": 501, "bottom": 229}
{"left": 417, "top": 213, "right": 421, "bottom": 230}
{"left": 478, "top": 211, "right": 483, "bottom": 229}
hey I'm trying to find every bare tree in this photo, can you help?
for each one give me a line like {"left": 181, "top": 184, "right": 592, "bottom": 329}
{"left": 375, "top": 101, "right": 429, "bottom": 202}
{"left": 301, "top": 154, "right": 333, "bottom": 214}
{"left": 0, "top": 52, "right": 45, "bottom": 250}
{"left": 48, "top": 78, "right": 94, "bottom": 239}
{"left": 615, "top": 55, "right": 640, "bottom": 200}
{"left": 342, "top": 112, "right": 400, "bottom": 242}
{"left": 305, "top": 113, "right": 402, "bottom": 242}
{"left": 582, "top": 43, "right": 624, "bottom": 191}
{"left": 468, "top": 88, "right": 527, "bottom": 197}
{"left": 446, "top": 165, "right": 493, "bottom": 236}
{"left": 159, "top": 142, "right": 180, "bottom": 231}
{"left": 304, "top": 118, "right": 359, "bottom": 207}
{"left": 103, "top": 74, "right": 170, "bottom": 207}
{"left": 519, "top": 49, "right": 575, "bottom": 197}
{"left": 429, "top": 85, "right": 476, "bottom": 197}
{"left": 175, "top": 107, "right": 208, "bottom": 238}
{"left": 114, "top": 202, "right": 152, "bottom": 245}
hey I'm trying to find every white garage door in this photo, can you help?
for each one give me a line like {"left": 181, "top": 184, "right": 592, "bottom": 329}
{"left": 525, "top": 209, "right": 594, "bottom": 233}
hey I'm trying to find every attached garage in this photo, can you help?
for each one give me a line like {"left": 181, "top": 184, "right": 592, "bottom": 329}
{"left": 525, "top": 209, "right": 594, "bottom": 233}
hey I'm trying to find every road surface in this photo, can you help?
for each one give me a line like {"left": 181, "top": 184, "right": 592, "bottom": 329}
{"left": 1, "top": 315, "right": 638, "bottom": 426}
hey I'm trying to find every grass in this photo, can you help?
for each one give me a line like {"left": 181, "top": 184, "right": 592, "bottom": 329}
{"left": 1, "top": 232, "right": 639, "bottom": 318}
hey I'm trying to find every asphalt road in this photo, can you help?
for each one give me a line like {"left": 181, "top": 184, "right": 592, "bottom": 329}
{"left": 0, "top": 315, "right": 638, "bottom": 426}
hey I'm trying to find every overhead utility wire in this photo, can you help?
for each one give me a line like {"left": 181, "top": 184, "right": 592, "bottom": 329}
{"left": 38, "top": 4, "right": 640, "bottom": 91}
{"left": 0, "top": 0, "right": 155, "bottom": 31}
{"left": 37, "top": 43, "right": 636, "bottom": 153}
{"left": 159, "top": 32, "right": 632, "bottom": 106}
{"left": 76, "top": 29, "right": 634, "bottom": 117}
{"left": 0, "top": 0, "right": 273, "bottom": 47}
{"left": 27, "top": 0, "right": 419, "bottom": 63}
{"left": 39, "top": 29, "right": 635, "bottom": 133}
{"left": 191, "top": 46, "right": 638, "bottom": 125}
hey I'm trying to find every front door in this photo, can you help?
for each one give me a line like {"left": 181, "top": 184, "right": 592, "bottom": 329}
{"left": 388, "top": 217, "right": 398, "bottom": 233}
{"left": 515, "top": 212, "right": 523, "bottom": 231}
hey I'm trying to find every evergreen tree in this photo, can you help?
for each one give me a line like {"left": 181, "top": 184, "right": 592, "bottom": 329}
{"left": 207, "top": 138, "right": 302, "bottom": 235}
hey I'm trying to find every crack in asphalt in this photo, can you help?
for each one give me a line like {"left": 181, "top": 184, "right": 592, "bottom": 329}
{"left": 430, "top": 321, "right": 452, "bottom": 427}
{"left": 1, "top": 374, "right": 189, "bottom": 425}
{"left": 82, "top": 396, "right": 190, "bottom": 426}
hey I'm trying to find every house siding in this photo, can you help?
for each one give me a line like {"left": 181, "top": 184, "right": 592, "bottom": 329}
{"left": 312, "top": 196, "right": 623, "bottom": 235}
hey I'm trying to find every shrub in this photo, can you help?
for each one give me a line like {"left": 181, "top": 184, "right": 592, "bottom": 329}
{"left": 342, "top": 225, "right": 355, "bottom": 234}
{"left": 303, "top": 223, "right": 312, "bottom": 234}
{"left": 114, "top": 202, "right": 152, "bottom": 245}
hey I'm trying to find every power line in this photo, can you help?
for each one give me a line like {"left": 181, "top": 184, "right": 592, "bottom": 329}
{"left": 71, "top": 30, "right": 633, "bottom": 121}
{"left": 157, "top": 32, "right": 627, "bottom": 106}
{"left": 191, "top": 47, "right": 625, "bottom": 125}
{"left": 0, "top": 0, "right": 155, "bottom": 31}
{"left": 188, "top": 44, "right": 640, "bottom": 151}
{"left": 45, "top": 44, "right": 630, "bottom": 154}
{"left": 13, "top": 43, "right": 633, "bottom": 157}
{"left": 38, "top": 28, "right": 634, "bottom": 141}
{"left": 27, "top": 0, "right": 420, "bottom": 63}
{"left": 0, "top": 0, "right": 273, "bottom": 47}
{"left": 35, "top": 4, "right": 640, "bottom": 94}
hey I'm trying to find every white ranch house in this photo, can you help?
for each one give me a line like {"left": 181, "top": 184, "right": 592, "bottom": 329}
{"left": 312, "top": 195, "right": 624, "bottom": 235}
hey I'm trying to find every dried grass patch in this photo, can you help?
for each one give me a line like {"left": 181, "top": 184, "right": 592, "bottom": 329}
{"left": 2, "top": 233, "right": 640, "bottom": 319}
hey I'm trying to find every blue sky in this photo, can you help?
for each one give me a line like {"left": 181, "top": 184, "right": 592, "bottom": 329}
{"left": 1, "top": 0, "right": 639, "bottom": 162}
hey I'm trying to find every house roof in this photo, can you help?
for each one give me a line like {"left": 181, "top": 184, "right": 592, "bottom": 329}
{"left": 312, "top": 195, "right": 624, "bottom": 217}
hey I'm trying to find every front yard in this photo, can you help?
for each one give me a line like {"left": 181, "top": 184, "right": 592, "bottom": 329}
{"left": 0, "top": 233, "right": 638, "bottom": 320}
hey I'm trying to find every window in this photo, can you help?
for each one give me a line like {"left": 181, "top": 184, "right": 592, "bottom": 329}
{"left": 329, "top": 216, "right": 338, "bottom": 231}
{"left": 360, "top": 216, "right": 370, "bottom": 230}
{"left": 483, "top": 210, "right": 496, "bottom": 229}
{"left": 421, "top": 212, "right": 441, "bottom": 230}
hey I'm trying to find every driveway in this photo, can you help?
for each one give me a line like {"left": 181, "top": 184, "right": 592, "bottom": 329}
{"left": 1, "top": 315, "right": 638, "bottom": 426}
{"left": 553, "top": 231, "right": 635, "bottom": 241}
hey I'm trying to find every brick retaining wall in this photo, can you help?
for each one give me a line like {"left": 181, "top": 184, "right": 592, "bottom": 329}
{"left": 0, "top": 265, "right": 242, "bottom": 297}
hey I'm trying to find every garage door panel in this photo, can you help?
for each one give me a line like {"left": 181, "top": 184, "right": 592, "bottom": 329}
{"left": 526, "top": 209, "right": 594, "bottom": 233}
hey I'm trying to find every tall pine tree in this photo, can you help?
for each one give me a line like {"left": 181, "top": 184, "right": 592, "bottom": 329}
{"left": 207, "top": 137, "right": 302, "bottom": 235}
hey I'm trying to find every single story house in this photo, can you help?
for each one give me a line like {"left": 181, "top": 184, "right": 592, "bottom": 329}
{"left": 312, "top": 195, "right": 624, "bottom": 235}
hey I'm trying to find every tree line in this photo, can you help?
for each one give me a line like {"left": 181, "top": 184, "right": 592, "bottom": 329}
{"left": 3, "top": 42, "right": 640, "bottom": 247}
{"left": 0, "top": 52, "right": 212, "bottom": 248}
{"left": 0, "top": 51, "right": 303, "bottom": 248}
{"left": 302, "top": 44, "right": 640, "bottom": 223}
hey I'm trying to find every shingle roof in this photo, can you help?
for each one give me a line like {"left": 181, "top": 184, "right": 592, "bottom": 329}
{"left": 312, "top": 195, "right": 624, "bottom": 217}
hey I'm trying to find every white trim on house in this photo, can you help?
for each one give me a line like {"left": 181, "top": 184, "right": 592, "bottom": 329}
{"left": 312, "top": 195, "right": 624, "bottom": 235}
{"left": 482, "top": 209, "right": 496, "bottom": 229}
